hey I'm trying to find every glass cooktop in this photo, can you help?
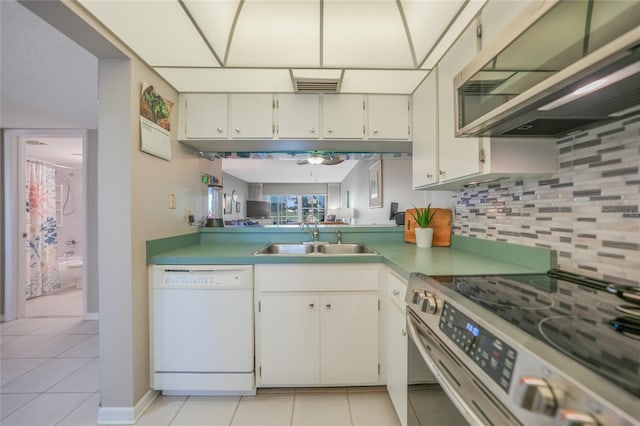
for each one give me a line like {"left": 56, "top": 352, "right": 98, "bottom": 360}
{"left": 428, "top": 270, "right": 640, "bottom": 397}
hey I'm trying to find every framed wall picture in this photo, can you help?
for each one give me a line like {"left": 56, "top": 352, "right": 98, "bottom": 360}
{"left": 369, "top": 160, "right": 383, "bottom": 208}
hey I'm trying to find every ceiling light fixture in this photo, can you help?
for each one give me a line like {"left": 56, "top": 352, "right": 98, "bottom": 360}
{"left": 538, "top": 61, "right": 640, "bottom": 111}
{"left": 307, "top": 156, "right": 324, "bottom": 165}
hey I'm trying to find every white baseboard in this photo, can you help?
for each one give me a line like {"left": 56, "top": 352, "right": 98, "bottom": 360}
{"left": 97, "top": 389, "right": 158, "bottom": 424}
{"left": 83, "top": 312, "right": 99, "bottom": 321}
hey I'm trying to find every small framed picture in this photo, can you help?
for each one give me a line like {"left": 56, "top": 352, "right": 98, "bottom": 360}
{"left": 369, "top": 160, "right": 382, "bottom": 208}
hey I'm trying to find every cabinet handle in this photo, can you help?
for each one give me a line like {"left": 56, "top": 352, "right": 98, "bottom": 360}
{"left": 325, "top": 303, "right": 332, "bottom": 309}
{"left": 309, "top": 303, "right": 315, "bottom": 308}
{"left": 235, "top": 128, "right": 240, "bottom": 133}
{"left": 327, "top": 128, "right": 333, "bottom": 134}
{"left": 438, "top": 170, "right": 446, "bottom": 176}
{"left": 402, "top": 329, "right": 407, "bottom": 337}
{"left": 392, "top": 289, "right": 400, "bottom": 296}
{"left": 426, "top": 172, "right": 433, "bottom": 179}
{"left": 373, "top": 129, "right": 379, "bottom": 134}
{"left": 310, "top": 128, "right": 316, "bottom": 133}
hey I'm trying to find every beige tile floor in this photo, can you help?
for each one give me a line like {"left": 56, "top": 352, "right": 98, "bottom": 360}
{"left": 1, "top": 316, "right": 401, "bottom": 426}
{"left": 25, "top": 287, "right": 83, "bottom": 318}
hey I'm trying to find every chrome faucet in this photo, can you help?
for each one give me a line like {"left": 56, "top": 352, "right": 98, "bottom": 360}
{"left": 336, "top": 230, "right": 342, "bottom": 244}
{"left": 300, "top": 215, "right": 319, "bottom": 242}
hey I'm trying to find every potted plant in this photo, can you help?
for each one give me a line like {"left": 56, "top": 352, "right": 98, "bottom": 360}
{"left": 409, "top": 204, "right": 438, "bottom": 248}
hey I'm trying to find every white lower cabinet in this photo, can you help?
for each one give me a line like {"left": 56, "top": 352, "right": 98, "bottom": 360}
{"left": 259, "top": 293, "right": 320, "bottom": 385}
{"left": 255, "top": 264, "right": 381, "bottom": 387}
{"left": 386, "top": 270, "right": 408, "bottom": 426}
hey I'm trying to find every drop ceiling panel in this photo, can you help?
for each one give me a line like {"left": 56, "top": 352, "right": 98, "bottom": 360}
{"left": 421, "top": 0, "right": 487, "bottom": 69}
{"left": 183, "top": 0, "right": 241, "bottom": 62}
{"left": 401, "top": 0, "right": 464, "bottom": 64}
{"left": 79, "top": 1, "right": 219, "bottom": 67}
{"left": 341, "top": 70, "right": 428, "bottom": 94}
{"left": 323, "top": 1, "right": 413, "bottom": 68}
{"left": 154, "top": 68, "right": 292, "bottom": 92}
{"left": 227, "top": 0, "right": 320, "bottom": 67}
{"left": 222, "top": 158, "right": 359, "bottom": 183}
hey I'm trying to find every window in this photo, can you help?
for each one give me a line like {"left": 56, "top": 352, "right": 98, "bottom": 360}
{"left": 266, "top": 194, "right": 326, "bottom": 224}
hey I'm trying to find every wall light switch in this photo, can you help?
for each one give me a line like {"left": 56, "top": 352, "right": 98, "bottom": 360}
{"left": 168, "top": 193, "right": 176, "bottom": 209}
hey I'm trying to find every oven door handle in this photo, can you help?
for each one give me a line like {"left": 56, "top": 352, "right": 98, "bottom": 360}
{"left": 407, "top": 313, "right": 487, "bottom": 426}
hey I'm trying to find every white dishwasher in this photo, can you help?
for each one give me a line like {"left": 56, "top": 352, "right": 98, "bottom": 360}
{"left": 150, "top": 264, "right": 255, "bottom": 395}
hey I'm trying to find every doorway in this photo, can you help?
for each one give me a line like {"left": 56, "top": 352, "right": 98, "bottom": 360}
{"left": 3, "top": 129, "right": 89, "bottom": 320}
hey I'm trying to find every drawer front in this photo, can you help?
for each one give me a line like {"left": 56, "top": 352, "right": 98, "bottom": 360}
{"left": 387, "top": 271, "right": 407, "bottom": 310}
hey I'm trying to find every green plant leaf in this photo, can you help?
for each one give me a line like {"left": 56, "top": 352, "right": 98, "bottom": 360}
{"left": 410, "top": 204, "right": 438, "bottom": 228}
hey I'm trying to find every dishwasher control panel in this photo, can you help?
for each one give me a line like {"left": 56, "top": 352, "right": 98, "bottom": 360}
{"left": 154, "top": 266, "right": 253, "bottom": 290}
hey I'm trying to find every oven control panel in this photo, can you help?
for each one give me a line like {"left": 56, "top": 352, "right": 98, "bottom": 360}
{"left": 439, "top": 302, "right": 517, "bottom": 392}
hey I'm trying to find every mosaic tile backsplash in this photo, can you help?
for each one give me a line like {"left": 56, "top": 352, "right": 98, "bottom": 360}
{"left": 452, "top": 115, "right": 640, "bottom": 286}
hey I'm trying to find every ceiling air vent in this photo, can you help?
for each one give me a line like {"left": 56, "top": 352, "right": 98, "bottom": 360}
{"left": 293, "top": 77, "right": 342, "bottom": 93}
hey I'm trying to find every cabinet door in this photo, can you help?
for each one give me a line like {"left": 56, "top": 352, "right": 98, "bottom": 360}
{"left": 412, "top": 71, "right": 438, "bottom": 188}
{"left": 322, "top": 95, "right": 366, "bottom": 139}
{"left": 386, "top": 272, "right": 408, "bottom": 426}
{"left": 229, "top": 94, "right": 274, "bottom": 138}
{"left": 259, "top": 293, "right": 320, "bottom": 385}
{"left": 277, "top": 94, "right": 320, "bottom": 139}
{"left": 182, "top": 94, "right": 228, "bottom": 139}
{"left": 320, "top": 293, "right": 379, "bottom": 384}
{"left": 437, "top": 21, "right": 482, "bottom": 182}
{"left": 368, "top": 95, "right": 410, "bottom": 140}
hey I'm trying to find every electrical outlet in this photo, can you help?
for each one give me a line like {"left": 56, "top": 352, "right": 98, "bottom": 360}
{"left": 168, "top": 193, "right": 176, "bottom": 209}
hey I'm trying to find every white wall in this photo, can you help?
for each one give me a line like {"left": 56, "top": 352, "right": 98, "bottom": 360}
{"left": 54, "top": 167, "right": 83, "bottom": 259}
{"left": 341, "top": 157, "right": 452, "bottom": 225}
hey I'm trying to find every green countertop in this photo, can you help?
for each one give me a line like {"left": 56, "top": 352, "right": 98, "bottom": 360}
{"left": 148, "top": 238, "right": 554, "bottom": 280}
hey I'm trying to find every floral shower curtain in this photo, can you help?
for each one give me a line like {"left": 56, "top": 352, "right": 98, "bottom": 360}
{"left": 25, "top": 160, "right": 60, "bottom": 298}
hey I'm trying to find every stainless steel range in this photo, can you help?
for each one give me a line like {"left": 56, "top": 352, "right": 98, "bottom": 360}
{"left": 405, "top": 270, "right": 640, "bottom": 426}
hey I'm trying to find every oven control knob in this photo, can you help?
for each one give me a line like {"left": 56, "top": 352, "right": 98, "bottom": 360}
{"left": 555, "top": 409, "right": 597, "bottom": 426}
{"left": 412, "top": 289, "right": 426, "bottom": 304}
{"left": 514, "top": 376, "right": 557, "bottom": 416}
{"left": 421, "top": 292, "right": 438, "bottom": 314}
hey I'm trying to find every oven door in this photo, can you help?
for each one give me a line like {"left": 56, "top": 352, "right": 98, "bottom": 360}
{"left": 406, "top": 310, "right": 520, "bottom": 426}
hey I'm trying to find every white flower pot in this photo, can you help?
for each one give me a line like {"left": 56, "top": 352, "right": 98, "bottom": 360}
{"left": 415, "top": 227, "right": 433, "bottom": 248}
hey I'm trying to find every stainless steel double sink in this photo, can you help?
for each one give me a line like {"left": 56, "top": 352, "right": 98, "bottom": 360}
{"left": 254, "top": 242, "right": 378, "bottom": 256}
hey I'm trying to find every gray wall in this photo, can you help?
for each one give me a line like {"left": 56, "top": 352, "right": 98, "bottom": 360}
{"left": 222, "top": 172, "right": 250, "bottom": 221}
{"left": 0, "top": 0, "right": 98, "bottom": 129}
{"left": 341, "top": 157, "right": 451, "bottom": 225}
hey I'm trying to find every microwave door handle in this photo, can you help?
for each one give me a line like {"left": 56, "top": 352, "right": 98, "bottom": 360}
{"left": 406, "top": 314, "right": 487, "bottom": 426}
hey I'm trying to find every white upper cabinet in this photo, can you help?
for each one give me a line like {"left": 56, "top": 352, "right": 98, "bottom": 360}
{"left": 229, "top": 94, "right": 274, "bottom": 138}
{"left": 437, "top": 20, "right": 482, "bottom": 182}
{"left": 322, "top": 94, "right": 366, "bottom": 139}
{"left": 367, "top": 95, "right": 411, "bottom": 140}
{"left": 276, "top": 94, "right": 320, "bottom": 139}
{"left": 412, "top": 71, "right": 438, "bottom": 189}
{"left": 180, "top": 94, "right": 228, "bottom": 139}
{"left": 480, "top": 0, "right": 532, "bottom": 48}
